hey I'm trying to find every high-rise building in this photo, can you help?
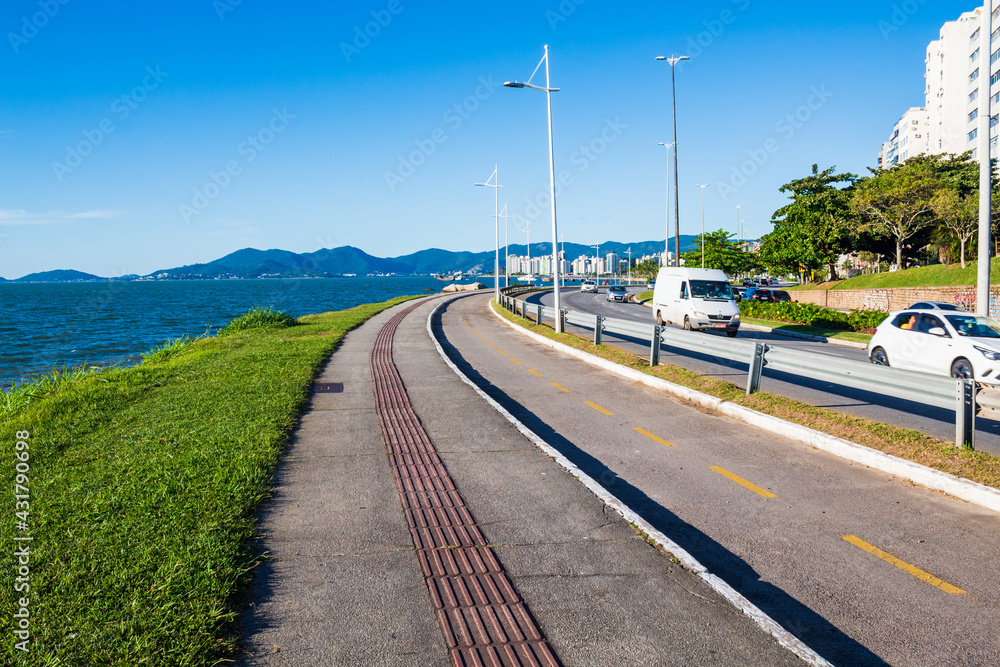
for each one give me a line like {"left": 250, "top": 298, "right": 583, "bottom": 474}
{"left": 880, "top": 5, "right": 997, "bottom": 165}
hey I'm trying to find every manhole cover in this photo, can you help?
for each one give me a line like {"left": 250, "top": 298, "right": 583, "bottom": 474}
{"left": 313, "top": 382, "right": 344, "bottom": 393}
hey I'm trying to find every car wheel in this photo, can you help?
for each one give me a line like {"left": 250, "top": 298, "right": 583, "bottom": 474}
{"left": 656, "top": 310, "right": 664, "bottom": 326}
{"left": 870, "top": 347, "right": 889, "bottom": 366}
{"left": 951, "top": 357, "right": 974, "bottom": 379}
{"left": 683, "top": 316, "right": 691, "bottom": 331}
{"left": 727, "top": 331, "right": 738, "bottom": 338}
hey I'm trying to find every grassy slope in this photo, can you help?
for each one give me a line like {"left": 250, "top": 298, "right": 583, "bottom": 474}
{"left": 787, "top": 257, "right": 1000, "bottom": 291}
{"left": 740, "top": 317, "right": 872, "bottom": 344}
{"left": 0, "top": 296, "right": 417, "bottom": 666}
{"left": 494, "top": 302, "right": 1000, "bottom": 490}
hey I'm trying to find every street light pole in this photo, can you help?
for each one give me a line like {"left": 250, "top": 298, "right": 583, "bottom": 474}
{"left": 500, "top": 203, "right": 510, "bottom": 288}
{"left": 978, "top": 0, "right": 993, "bottom": 315}
{"left": 474, "top": 165, "right": 502, "bottom": 302}
{"left": 696, "top": 184, "right": 709, "bottom": 268}
{"left": 505, "top": 46, "right": 564, "bottom": 331}
{"left": 657, "top": 142, "right": 675, "bottom": 266}
{"left": 657, "top": 54, "right": 689, "bottom": 267}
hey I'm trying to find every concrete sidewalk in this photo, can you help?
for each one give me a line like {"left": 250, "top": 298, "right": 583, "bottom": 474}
{"left": 238, "top": 294, "right": 803, "bottom": 665}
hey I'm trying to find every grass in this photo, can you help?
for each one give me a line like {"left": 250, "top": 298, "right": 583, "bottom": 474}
{"left": 787, "top": 257, "right": 1000, "bottom": 291}
{"left": 740, "top": 317, "right": 873, "bottom": 344}
{"left": 494, "top": 301, "right": 1000, "bottom": 491}
{"left": 634, "top": 290, "right": 654, "bottom": 303}
{"left": 0, "top": 296, "right": 419, "bottom": 666}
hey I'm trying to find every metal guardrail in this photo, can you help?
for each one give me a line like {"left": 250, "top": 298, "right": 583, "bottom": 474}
{"left": 498, "top": 293, "right": 977, "bottom": 448}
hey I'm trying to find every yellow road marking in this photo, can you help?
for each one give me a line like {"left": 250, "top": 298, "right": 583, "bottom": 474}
{"left": 551, "top": 382, "right": 571, "bottom": 393}
{"left": 510, "top": 358, "right": 522, "bottom": 365}
{"left": 842, "top": 535, "right": 967, "bottom": 595}
{"left": 486, "top": 342, "right": 495, "bottom": 348}
{"left": 585, "top": 401, "right": 614, "bottom": 416}
{"left": 496, "top": 349, "right": 506, "bottom": 355}
{"left": 528, "top": 369, "right": 543, "bottom": 377}
{"left": 709, "top": 466, "right": 777, "bottom": 498}
{"left": 633, "top": 427, "right": 674, "bottom": 447}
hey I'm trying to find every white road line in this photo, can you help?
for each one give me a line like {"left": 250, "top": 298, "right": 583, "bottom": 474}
{"left": 426, "top": 297, "right": 832, "bottom": 667}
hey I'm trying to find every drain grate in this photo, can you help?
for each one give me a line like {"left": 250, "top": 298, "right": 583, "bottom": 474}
{"left": 313, "top": 382, "right": 344, "bottom": 393}
{"left": 370, "top": 304, "right": 560, "bottom": 667}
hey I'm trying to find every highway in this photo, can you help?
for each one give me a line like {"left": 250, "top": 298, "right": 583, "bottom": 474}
{"left": 435, "top": 292, "right": 1000, "bottom": 666}
{"left": 523, "top": 287, "right": 1000, "bottom": 457}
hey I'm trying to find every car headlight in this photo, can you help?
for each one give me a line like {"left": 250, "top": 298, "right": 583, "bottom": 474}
{"left": 975, "top": 345, "right": 1000, "bottom": 361}
{"left": 733, "top": 314, "right": 740, "bottom": 320}
{"left": 693, "top": 311, "right": 707, "bottom": 318}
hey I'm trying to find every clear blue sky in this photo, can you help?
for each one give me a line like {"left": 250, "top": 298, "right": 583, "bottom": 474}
{"left": 0, "top": 0, "right": 977, "bottom": 278}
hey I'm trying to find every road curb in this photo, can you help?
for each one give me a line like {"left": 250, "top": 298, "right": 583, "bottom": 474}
{"left": 489, "top": 299, "right": 1000, "bottom": 517}
{"left": 427, "top": 298, "right": 831, "bottom": 667}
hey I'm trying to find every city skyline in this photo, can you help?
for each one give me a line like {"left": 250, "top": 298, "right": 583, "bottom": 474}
{"left": 0, "top": 0, "right": 975, "bottom": 278}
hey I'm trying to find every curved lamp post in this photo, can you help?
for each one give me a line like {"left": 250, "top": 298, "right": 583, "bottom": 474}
{"left": 656, "top": 54, "right": 689, "bottom": 267}
{"left": 474, "top": 165, "right": 501, "bottom": 302}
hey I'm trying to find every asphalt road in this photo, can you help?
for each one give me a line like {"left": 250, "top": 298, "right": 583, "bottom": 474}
{"left": 523, "top": 287, "right": 1000, "bottom": 458}
{"left": 436, "top": 292, "right": 1000, "bottom": 667}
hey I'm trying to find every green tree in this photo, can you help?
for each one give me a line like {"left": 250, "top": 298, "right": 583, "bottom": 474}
{"left": 681, "top": 229, "right": 752, "bottom": 276}
{"left": 930, "top": 188, "right": 978, "bottom": 268}
{"left": 851, "top": 160, "right": 940, "bottom": 270}
{"left": 759, "top": 165, "right": 856, "bottom": 282}
{"left": 632, "top": 259, "right": 660, "bottom": 280}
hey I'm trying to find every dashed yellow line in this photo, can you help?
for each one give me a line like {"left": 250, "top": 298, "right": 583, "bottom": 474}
{"left": 709, "top": 466, "right": 777, "bottom": 498}
{"left": 585, "top": 401, "right": 614, "bottom": 416}
{"left": 510, "top": 358, "right": 522, "bottom": 365}
{"left": 551, "top": 382, "right": 571, "bottom": 393}
{"left": 842, "top": 535, "right": 967, "bottom": 595}
{"left": 496, "top": 349, "right": 506, "bottom": 355}
{"left": 528, "top": 369, "right": 543, "bottom": 377}
{"left": 633, "top": 427, "right": 674, "bottom": 447}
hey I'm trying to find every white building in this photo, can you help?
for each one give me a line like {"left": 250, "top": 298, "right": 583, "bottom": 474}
{"left": 881, "top": 5, "right": 999, "bottom": 165}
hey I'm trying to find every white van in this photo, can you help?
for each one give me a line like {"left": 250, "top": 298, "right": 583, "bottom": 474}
{"left": 651, "top": 267, "right": 740, "bottom": 337}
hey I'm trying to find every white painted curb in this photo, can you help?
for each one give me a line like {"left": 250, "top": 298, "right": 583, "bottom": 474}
{"left": 425, "top": 298, "right": 832, "bottom": 667}
{"left": 490, "top": 299, "right": 1000, "bottom": 517}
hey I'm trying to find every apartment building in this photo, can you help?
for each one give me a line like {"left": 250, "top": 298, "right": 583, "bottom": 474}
{"left": 880, "top": 3, "right": 999, "bottom": 166}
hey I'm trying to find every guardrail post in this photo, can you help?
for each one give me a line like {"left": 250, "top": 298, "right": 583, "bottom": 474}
{"left": 558, "top": 309, "right": 566, "bottom": 333}
{"left": 650, "top": 325, "right": 661, "bottom": 366}
{"left": 536, "top": 303, "right": 543, "bottom": 325}
{"left": 594, "top": 315, "right": 604, "bottom": 345}
{"left": 746, "top": 343, "right": 765, "bottom": 395}
{"left": 956, "top": 379, "right": 975, "bottom": 449}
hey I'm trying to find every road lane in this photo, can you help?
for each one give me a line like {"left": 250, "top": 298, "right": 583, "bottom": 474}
{"left": 525, "top": 288, "right": 1000, "bottom": 457}
{"left": 436, "top": 293, "right": 1000, "bottom": 666}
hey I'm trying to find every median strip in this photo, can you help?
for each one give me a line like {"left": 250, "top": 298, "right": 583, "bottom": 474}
{"left": 842, "top": 535, "right": 966, "bottom": 595}
{"left": 710, "top": 466, "right": 777, "bottom": 498}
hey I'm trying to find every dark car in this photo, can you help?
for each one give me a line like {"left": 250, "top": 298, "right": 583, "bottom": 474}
{"left": 771, "top": 290, "right": 792, "bottom": 303}
{"left": 748, "top": 288, "right": 776, "bottom": 302}
{"left": 742, "top": 278, "right": 755, "bottom": 287}
{"left": 732, "top": 287, "right": 747, "bottom": 302}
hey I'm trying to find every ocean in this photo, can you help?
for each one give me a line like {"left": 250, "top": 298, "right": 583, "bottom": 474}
{"left": 0, "top": 276, "right": 520, "bottom": 388}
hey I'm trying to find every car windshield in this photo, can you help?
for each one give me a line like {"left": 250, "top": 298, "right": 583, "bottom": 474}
{"left": 610, "top": 286, "right": 625, "bottom": 292}
{"left": 945, "top": 314, "right": 1000, "bottom": 338}
{"left": 690, "top": 280, "right": 733, "bottom": 300}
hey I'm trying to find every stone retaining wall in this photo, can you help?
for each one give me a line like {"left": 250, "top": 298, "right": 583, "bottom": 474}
{"left": 792, "top": 285, "right": 1000, "bottom": 316}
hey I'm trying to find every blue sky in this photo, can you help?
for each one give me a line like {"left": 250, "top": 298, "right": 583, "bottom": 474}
{"left": 0, "top": 0, "right": 977, "bottom": 278}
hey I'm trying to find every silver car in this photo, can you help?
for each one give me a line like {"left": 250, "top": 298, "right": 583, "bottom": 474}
{"left": 606, "top": 285, "right": 627, "bottom": 302}
{"left": 581, "top": 280, "right": 597, "bottom": 293}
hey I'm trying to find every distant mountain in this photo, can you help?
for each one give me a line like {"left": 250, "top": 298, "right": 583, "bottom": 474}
{"left": 11, "top": 237, "right": 708, "bottom": 282}
{"left": 15, "top": 269, "right": 107, "bottom": 283}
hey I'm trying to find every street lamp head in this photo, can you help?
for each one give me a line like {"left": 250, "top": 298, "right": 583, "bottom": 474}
{"left": 503, "top": 81, "right": 525, "bottom": 88}
{"left": 655, "top": 56, "right": 667, "bottom": 60}
{"left": 474, "top": 183, "right": 486, "bottom": 187}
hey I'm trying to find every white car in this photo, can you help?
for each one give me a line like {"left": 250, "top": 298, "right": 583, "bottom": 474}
{"left": 868, "top": 308, "right": 1000, "bottom": 385}
{"left": 580, "top": 280, "right": 597, "bottom": 293}
{"left": 606, "top": 285, "right": 627, "bottom": 302}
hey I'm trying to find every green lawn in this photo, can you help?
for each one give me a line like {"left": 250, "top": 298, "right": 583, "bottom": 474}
{"left": 740, "top": 317, "right": 872, "bottom": 344}
{"left": 0, "top": 297, "right": 417, "bottom": 666}
{"left": 635, "top": 290, "right": 654, "bottom": 303}
{"left": 787, "top": 257, "right": 1000, "bottom": 291}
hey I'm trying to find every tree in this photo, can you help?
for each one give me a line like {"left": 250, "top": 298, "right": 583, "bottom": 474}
{"left": 681, "top": 229, "right": 754, "bottom": 276}
{"left": 632, "top": 259, "right": 660, "bottom": 280}
{"left": 930, "top": 188, "right": 978, "bottom": 268}
{"left": 851, "top": 160, "right": 940, "bottom": 270}
{"left": 759, "top": 165, "right": 856, "bottom": 281}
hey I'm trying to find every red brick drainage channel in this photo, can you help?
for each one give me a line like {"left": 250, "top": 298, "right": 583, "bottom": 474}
{"left": 370, "top": 304, "right": 560, "bottom": 667}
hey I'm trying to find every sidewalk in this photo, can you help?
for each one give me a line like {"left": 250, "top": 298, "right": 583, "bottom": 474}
{"left": 238, "top": 294, "right": 804, "bottom": 665}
